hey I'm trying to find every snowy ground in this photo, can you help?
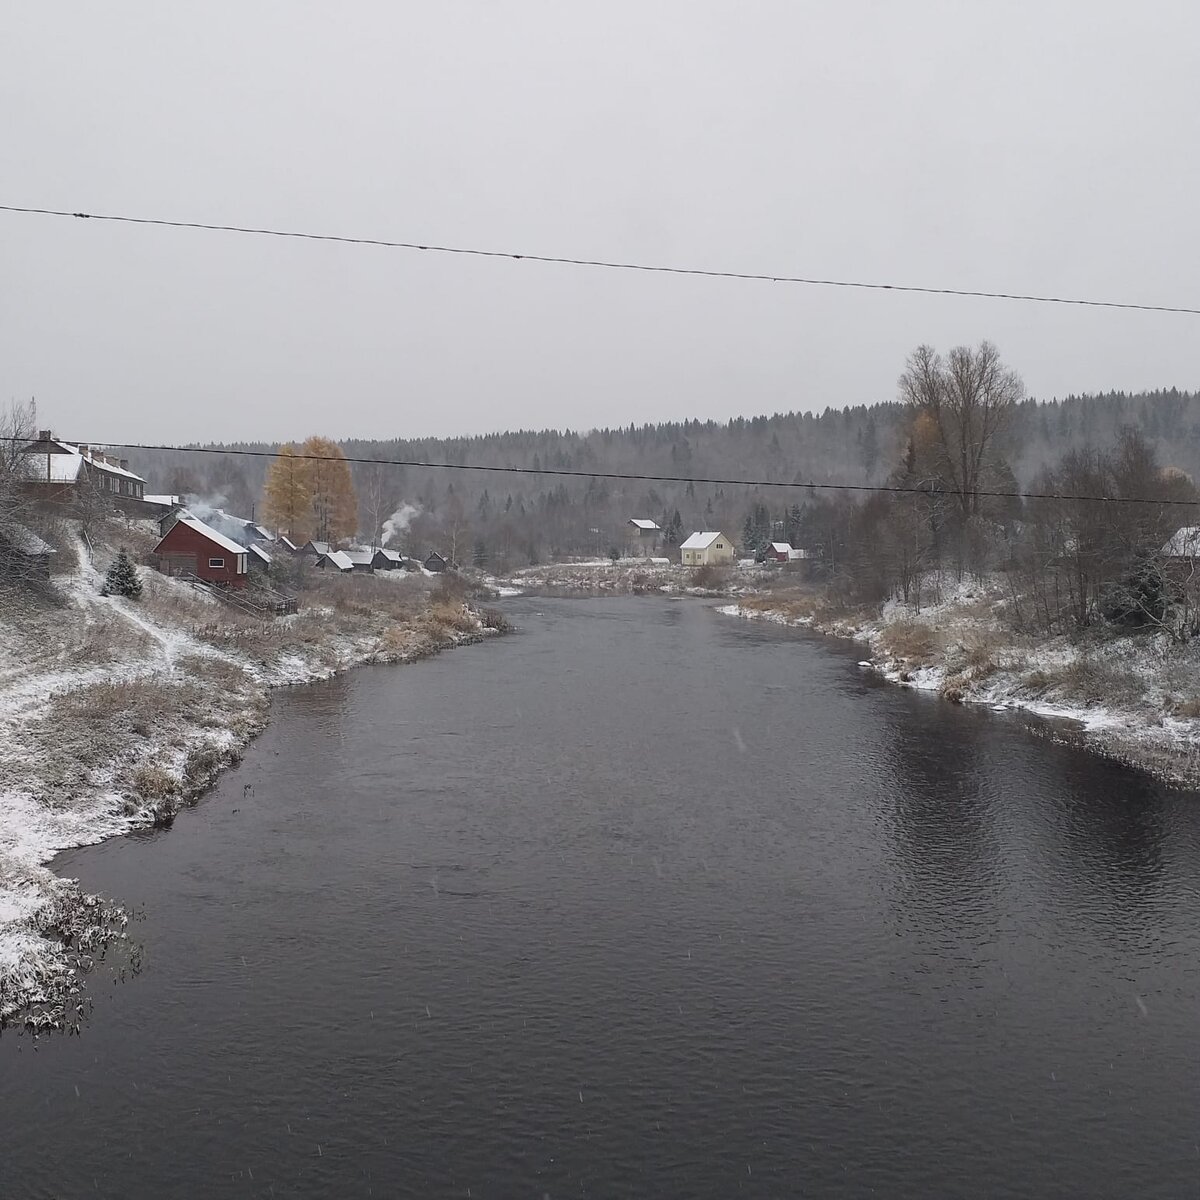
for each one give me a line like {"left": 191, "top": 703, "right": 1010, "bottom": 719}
{"left": 0, "top": 533, "right": 501, "bottom": 1029}
{"left": 495, "top": 558, "right": 776, "bottom": 597}
{"left": 717, "top": 575, "right": 1200, "bottom": 786}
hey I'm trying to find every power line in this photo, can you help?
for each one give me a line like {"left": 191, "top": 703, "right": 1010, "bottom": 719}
{"left": 3, "top": 203, "right": 1198, "bottom": 316}
{"left": 11, "top": 435, "right": 1200, "bottom": 508}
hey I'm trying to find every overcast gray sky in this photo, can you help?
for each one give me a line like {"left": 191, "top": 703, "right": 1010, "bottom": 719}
{"left": 4, "top": 2, "right": 1199, "bottom": 444}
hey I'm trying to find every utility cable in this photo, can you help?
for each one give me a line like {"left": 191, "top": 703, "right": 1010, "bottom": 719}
{"left": 9, "top": 435, "right": 1200, "bottom": 508}
{"left": 2, "top": 204, "right": 1198, "bottom": 316}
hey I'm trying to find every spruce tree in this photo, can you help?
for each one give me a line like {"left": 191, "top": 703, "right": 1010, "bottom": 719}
{"left": 102, "top": 549, "right": 143, "bottom": 599}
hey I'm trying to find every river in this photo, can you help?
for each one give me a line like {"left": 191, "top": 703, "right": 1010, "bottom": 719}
{"left": 4, "top": 596, "right": 1200, "bottom": 1197}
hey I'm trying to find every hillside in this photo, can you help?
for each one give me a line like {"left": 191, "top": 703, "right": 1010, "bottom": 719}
{"left": 119, "top": 388, "right": 1200, "bottom": 571}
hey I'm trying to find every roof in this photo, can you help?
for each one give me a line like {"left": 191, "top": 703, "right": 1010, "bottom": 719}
{"left": 167, "top": 516, "right": 249, "bottom": 558}
{"left": 304, "top": 540, "right": 331, "bottom": 555}
{"left": 373, "top": 547, "right": 404, "bottom": 562}
{"left": 680, "top": 531, "right": 729, "bottom": 551}
{"left": 769, "top": 542, "right": 792, "bottom": 554}
{"left": 343, "top": 549, "right": 375, "bottom": 566}
{"left": 1162, "top": 527, "right": 1200, "bottom": 557}
{"left": 143, "top": 494, "right": 184, "bottom": 507}
{"left": 0, "top": 523, "right": 55, "bottom": 556}
{"left": 248, "top": 544, "right": 272, "bottom": 564}
{"left": 322, "top": 550, "right": 354, "bottom": 571}
{"left": 22, "top": 438, "right": 146, "bottom": 484}
{"left": 277, "top": 536, "right": 298, "bottom": 551}
{"left": 629, "top": 518, "right": 660, "bottom": 531}
{"left": 425, "top": 550, "right": 446, "bottom": 561}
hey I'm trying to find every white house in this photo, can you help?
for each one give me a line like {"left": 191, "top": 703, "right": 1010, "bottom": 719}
{"left": 680, "top": 531, "right": 735, "bottom": 567}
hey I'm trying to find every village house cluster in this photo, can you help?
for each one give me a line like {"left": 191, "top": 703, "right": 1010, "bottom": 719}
{"left": 623, "top": 518, "right": 809, "bottom": 568}
{"left": 2, "top": 430, "right": 453, "bottom": 594}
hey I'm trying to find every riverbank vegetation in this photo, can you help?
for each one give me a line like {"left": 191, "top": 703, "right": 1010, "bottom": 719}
{"left": 719, "top": 344, "right": 1200, "bottom": 781}
{"left": 0, "top": 512, "right": 504, "bottom": 1031}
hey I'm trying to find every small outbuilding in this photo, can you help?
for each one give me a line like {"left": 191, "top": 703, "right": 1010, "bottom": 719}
{"left": 371, "top": 548, "right": 405, "bottom": 571}
{"left": 0, "top": 523, "right": 55, "bottom": 581}
{"left": 316, "top": 549, "right": 354, "bottom": 573}
{"left": 343, "top": 549, "right": 376, "bottom": 573}
{"left": 299, "top": 539, "right": 331, "bottom": 559}
{"left": 424, "top": 551, "right": 448, "bottom": 573}
{"left": 153, "top": 516, "right": 249, "bottom": 588}
{"left": 247, "top": 543, "right": 272, "bottom": 574}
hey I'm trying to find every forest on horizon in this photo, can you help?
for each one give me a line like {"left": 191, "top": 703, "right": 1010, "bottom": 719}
{"left": 119, "top": 385, "right": 1200, "bottom": 570}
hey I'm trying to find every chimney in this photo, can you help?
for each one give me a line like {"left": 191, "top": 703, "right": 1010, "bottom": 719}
{"left": 120, "top": 459, "right": 129, "bottom": 470}
{"left": 37, "top": 429, "right": 51, "bottom": 442}
{"left": 78, "top": 444, "right": 89, "bottom": 457}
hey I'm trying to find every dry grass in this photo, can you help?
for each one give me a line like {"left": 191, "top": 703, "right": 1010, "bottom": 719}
{"left": 68, "top": 608, "right": 158, "bottom": 666}
{"left": 130, "top": 762, "right": 178, "bottom": 800}
{"left": 691, "top": 563, "right": 729, "bottom": 589}
{"left": 878, "top": 619, "right": 941, "bottom": 663}
{"left": 1023, "top": 658, "right": 1146, "bottom": 706}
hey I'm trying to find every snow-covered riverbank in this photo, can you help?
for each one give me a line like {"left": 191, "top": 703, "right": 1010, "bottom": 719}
{"left": 0, "top": 545, "right": 504, "bottom": 1029}
{"left": 717, "top": 582, "right": 1200, "bottom": 786}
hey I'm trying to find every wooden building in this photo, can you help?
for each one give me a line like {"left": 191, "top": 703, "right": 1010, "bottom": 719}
{"left": 0, "top": 523, "right": 55, "bottom": 581}
{"left": 371, "top": 548, "right": 404, "bottom": 571}
{"left": 20, "top": 431, "right": 147, "bottom": 513}
{"left": 153, "top": 516, "right": 249, "bottom": 588}
{"left": 424, "top": 551, "right": 448, "bottom": 573}
{"left": 316, "top": 549, "right": 354, "bottom": 572}
{"left": 680, "top": 531, "right": 735, "bottom": 567}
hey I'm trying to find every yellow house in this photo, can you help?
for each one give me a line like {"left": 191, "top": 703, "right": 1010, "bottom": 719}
{"left": 680, "top": 531, "right": 735, "bottom": 566}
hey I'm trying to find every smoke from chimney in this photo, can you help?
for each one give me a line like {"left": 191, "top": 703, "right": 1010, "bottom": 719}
{"left": 381, "top": 503, "right": 420, "bottom": 547}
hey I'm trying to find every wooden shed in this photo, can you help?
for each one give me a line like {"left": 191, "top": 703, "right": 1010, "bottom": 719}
{"left": 153, "top": 516, "right": 249, "bottom": 588}
{"left": 0, "top": 524, "right": 55, "bottom": 581}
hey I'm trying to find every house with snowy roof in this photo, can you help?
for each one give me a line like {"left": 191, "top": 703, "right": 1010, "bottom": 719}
{"left": 1161, "top": 527, "right": 1200, "bottom": 559}
{"left": 316, "top": 549, "right": 354, "bottom": 573}
{"left": 371, "top": 547, "right": 405, "bottom": 571}
{"left": 152, "top": 516, "right": 250, "bottom": 588}
{"left": 626, "top": 518, "right": 662, "bottom": 557}
{"left": 680, "top": 531, "right": 735, "bottom": 567}
{"left": 0, "top": 523, "right": 55, "bottom": 581}
{"left": 762, "top": 542, "right": 810, "bottom": 564}
{"left": 20, "top": 430, "right": 147, "bottom": 514}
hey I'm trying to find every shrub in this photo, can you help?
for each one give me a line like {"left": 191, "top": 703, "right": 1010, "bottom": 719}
{"left": 879, "top": 619, "right": 939, "bottom": 662}
{"left": 131, "top": 762, "right": 178, "bottom": 800}
{"left": 692, "top": 563, "right": 729, "bottom": 589}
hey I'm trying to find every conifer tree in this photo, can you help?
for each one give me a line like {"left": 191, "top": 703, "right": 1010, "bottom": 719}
{"left": 300, "top": 436, "right": 358, "bottom": 543}
{"left": 262, "top": 444, "right": 312, "bottom": 541}
{"left": 101, "top": 549, "right": 143, "bottom": 598}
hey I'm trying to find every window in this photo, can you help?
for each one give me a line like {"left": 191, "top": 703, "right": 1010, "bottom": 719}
{"left": 716, "top": 542, "right": 724, "bottom": 549}
{"left": 208, "top": 557, "right": 225, "bottom": 568}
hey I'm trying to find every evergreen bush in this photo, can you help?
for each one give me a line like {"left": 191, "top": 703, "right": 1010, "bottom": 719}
{"left": 101, "top": 549, "right": 143, "bottom": 599}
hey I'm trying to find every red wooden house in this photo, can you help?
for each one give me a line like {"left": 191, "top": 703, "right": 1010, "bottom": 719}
{"left": 153, "top": 516, "right": 249, "bottom": 588}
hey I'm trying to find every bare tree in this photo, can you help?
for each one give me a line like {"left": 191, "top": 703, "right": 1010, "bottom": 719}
{"left": 0, "top": 401, "right": 36, "bottom": 530}
{"left": 899, "top": 341, "right": 1023, "bottom": 519}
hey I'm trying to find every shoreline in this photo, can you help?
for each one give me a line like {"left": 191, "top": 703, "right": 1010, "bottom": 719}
{"left": 715, "top": 591, "right": 1200, "bottom": 789}
{"left": 0, "top": 556, "right": 506, "bottom": 1031}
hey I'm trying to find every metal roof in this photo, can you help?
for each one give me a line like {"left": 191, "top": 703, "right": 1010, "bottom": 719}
{"left": 169, "top": 516, "right": 250, "bottom": 558}
{"left": 680, "top": 531, "right": 728, "bottom": 550}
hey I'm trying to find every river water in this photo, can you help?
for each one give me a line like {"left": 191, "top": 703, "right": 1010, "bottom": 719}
{"left": 5, "top": 596, "right": 1200, "bottom": 1197}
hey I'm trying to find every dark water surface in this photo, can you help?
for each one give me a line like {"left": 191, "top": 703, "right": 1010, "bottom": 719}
{"left": 5, "top": 597, "right": 1200, "bottom": 1198}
